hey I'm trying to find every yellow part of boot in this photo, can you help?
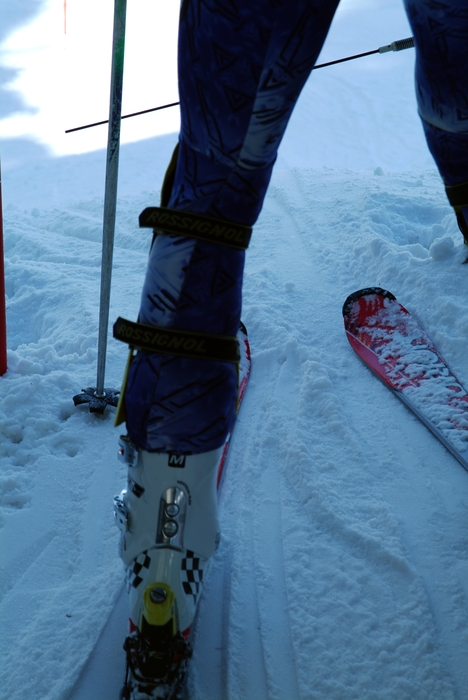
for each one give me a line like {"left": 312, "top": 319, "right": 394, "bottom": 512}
{"left": 142, "top": 582, "right": 178, "bottom": 634}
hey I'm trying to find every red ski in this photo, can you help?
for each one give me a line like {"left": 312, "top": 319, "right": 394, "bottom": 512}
{"left": 343, "top": 287, "right": 468, "bottom": 472}
{"left": 217, "top": 322, "right": 251, "bottom": 487}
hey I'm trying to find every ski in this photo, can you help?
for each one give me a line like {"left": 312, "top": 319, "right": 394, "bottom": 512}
{"left": 217, "top": 321, "right": 251, "bottom": 487}
{"left": 119, "top": 323, "right": 251, "bottom": 700}
{"left": 343, "top": 287, "right": 468, "bottom": 472}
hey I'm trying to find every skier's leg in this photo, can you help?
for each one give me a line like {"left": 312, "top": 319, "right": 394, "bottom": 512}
{"left": 124, "top": 0, "right": 341, "bottom": 455}
{"left": 116, "top": 1, "right": 339, "bottom": 694}
{"left": 403, "top": 0, "right": 468, "bottom": 240}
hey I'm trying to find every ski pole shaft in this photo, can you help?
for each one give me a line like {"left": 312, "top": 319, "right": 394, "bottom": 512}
{"left": 65, "top": 101, "right": 180, "bottom": 134}
{"left": 65, "top": 37, "right": 415, "bottom": 134}
{"left": 0, "top": 158, "right": 6, "bottom": 376}
{"left": 311, "top": 48, "right": 379, "bottom": 70}
{"left": 96, "top": 0, "right": 127, "bottom": 398}
{"left": 312, "top": 36, "right": 414, "bottom": 70}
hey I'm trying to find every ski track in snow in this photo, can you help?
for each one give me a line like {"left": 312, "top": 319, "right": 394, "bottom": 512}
{"left": 188, "top": 168, "right": 468, "bottom": 699}
{"left": 5, "top": 2, "right": 468, "bottom": 698}
{"left": 2, "top": 168, "right": 468, "bottom": 699}
{"left": 2, "top": 163, "right": 468, "bottom": 699}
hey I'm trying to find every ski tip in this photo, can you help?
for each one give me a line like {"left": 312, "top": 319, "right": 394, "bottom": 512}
{"left": 342, "top": 287, "right": 396, "bottom": 317}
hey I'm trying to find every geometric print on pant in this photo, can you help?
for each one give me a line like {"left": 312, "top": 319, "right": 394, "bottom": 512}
{"left": 174, "top": 0, "right": 342, "bottom": 226}
{"left": 175, "top": 0, "right": 468, "bottom": 205}
{"left": 126, "top": 550, "right": 151, "bottom": 592}
{"left": 181, "top": 551, "right": 204, "bottom": 605}
{"left": 403, "top": 0, "right": 468, "bottom": 187}
{"left": 403, "top": 0, "right": 468, "bottom": 137}
{"left": 125, "top": 0, "right": 468, "bottom": 455}
{"left": 125, "top": 0, "right": 342, "bottom": 454}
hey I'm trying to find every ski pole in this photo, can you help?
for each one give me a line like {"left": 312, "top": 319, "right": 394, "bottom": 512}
{"left": 65, "top": 37, "right": 415, "bottom": 134}
{"left": 311, "top": 36, "right": 414, "bottom": 70}
{"left": 73, "top": 0, "right": 127, "bottom": 413}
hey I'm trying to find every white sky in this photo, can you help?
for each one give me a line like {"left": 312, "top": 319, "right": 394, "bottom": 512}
{"left": 0, "top": 0, "right": 181, "bottom": 155}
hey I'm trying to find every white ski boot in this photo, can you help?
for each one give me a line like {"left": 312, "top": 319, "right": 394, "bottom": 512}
{"left": 114, "top": 441, "right": 222, "bottom": 699}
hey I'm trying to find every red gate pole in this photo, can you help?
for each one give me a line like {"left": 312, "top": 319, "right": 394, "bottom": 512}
{"left": 0, "top": 158, "right": 7, "bottom": 376}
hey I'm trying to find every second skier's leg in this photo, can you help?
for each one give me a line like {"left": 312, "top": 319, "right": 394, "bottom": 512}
{"left": 404, "top": 0, "right": 468, "bottom": 241}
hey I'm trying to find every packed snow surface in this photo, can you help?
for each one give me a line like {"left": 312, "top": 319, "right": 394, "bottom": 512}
{"left": 1, "top": 1, "right": 468, "bottom": 699}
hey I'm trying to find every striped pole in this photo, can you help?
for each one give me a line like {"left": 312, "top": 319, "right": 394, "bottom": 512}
{"left": 95, "top": 0, "right": 127, "bottom": 397}
{"left": 73, "top": 0, "right": 126, "bottom": 412}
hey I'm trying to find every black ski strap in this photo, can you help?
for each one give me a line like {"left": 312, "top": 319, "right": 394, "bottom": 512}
{"left": 445, "top": 180, "right": 468, "bottom": 209}
{"left": 113, "top": 317, "right": 240, "bottom": 363}
{"left": 139, "top": 207, "right": 252, "bottom": 250}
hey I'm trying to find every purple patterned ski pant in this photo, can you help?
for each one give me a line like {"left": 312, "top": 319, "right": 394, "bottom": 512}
{"left": 123, "top": 0, "right": 468, "bottom": 454}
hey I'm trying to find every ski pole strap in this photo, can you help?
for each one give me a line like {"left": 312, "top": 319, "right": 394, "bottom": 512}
{"left": 113, "top": 317, "right": 240, "bottom": 363}
{"left": 139, "top": 207, "right": 252, "bottom": 250}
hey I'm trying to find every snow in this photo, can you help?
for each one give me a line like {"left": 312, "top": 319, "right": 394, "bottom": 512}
{"left": 1, "top": 0, "right": 468, "bottom": 699}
